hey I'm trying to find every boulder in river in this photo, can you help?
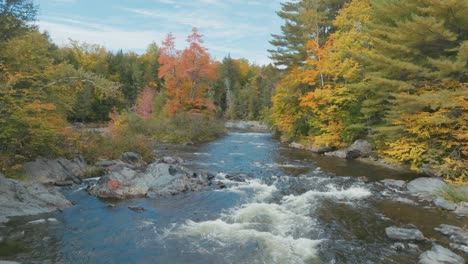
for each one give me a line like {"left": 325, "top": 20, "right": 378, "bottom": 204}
{"left": 347, "top": 139, "right": 373, "bottom": 157}
{"left": 0, "top": 173, "right": 72, "bottom": 223}
{"left": 22, "top": 156, "right": 86, "bottom": 184}
{"left": 435, "top": 224, "right": 468, "bottom": 254}
{"left": 90, "top": 162, "right": 213, "bottom": 199}
{"left": 418, "top": 244, "right": 465, "bottom": 264}
{"left": 380, "top": 179, "right": 407, "bottom": 189}
{"left": 385, "top": 226, "right": 426, "bottom": 241}
{"left": 434, "top": 197, "right": 457, "bottom": 211}
{"left": 434, "top": 224, "right": 462, "bottom": 236}
{"left": 454, "top": 202, "right": 468, "bottom": 216}
{"left": 289, "top": 142, "right": 333, "bottom": 154}
{"left": 407, "top": 177, "right": 447, "bottom": 195}
{"left": 324, "top": 139, "right": 374, "bottom": 159}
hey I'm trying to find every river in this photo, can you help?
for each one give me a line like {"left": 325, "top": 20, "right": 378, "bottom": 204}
{"left": 0, "top": 131, "right": 466, "bottom": 263}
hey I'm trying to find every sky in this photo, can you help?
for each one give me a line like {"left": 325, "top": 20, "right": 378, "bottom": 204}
{"left": 34, "top": 0, "right": 284, "bottom": 65}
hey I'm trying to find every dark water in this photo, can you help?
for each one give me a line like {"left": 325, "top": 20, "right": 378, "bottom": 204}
{"left": 1, "top": 132, "right": 466, "bottom": 263}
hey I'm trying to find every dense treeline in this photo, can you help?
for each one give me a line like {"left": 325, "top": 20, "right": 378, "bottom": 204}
{"left": 269, "top": 0, "right": 467, "bottom": 182}
{"left": 0, "top": 0, "right": 278, "bottom": 175}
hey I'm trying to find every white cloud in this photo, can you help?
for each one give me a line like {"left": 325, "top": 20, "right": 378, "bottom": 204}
{"left": 37, "top": 21, "right": 167, "bottom": 51}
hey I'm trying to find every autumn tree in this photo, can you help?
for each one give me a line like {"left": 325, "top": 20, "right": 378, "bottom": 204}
{"left": 158, "top": 28, "right": 217, "bottom": 115}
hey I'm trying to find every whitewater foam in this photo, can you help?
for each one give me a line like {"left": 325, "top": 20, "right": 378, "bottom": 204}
{"left": 172, "top": 173, "right": 372, "bottom": 263}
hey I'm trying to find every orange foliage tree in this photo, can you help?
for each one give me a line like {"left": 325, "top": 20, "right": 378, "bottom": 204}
{"left": 158, "top": 28, "right": 218, "bottom": 115}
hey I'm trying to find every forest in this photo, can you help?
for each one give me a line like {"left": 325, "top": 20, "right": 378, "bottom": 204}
{"left": 0, "top": 0, "right": 467, "bottom": 183}
{"left": 269, "top": 0, "right": 467, "bottom": 183}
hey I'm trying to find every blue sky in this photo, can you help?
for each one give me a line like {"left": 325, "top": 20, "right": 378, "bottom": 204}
{"left": 35, "top": 0, "right": 284, "bottom": 65}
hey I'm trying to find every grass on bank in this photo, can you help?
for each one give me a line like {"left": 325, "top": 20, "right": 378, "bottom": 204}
{"left": 80, "top": 111, "right": 226, "bottom": 165}
{"left": 438, "top": 185, "right": 468, "bottom": 203}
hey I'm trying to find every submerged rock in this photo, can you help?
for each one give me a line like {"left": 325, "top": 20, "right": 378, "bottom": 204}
{"left": 225, "top": 173, "right": 247, "bottom": 182}
{"left": 90, "top": 162, "right": 213, "bottom": 199}
{"left": 407, "top": 178, "right": 447, "bottom": 195}
{"left": 0, "top": 173, "right": 72, "bottom": 223}
{"left": 418, "top": 244, "right": 465, "bottom": 264}
{"left": 22, "top": 156, "right": 86, "bottom": 184}
{"left": 128, "top": 206, "right": 145, "bottom": 212}
{"left": 385, "top": 226, "right": 426, "bottom": 241}
{"left": 435, "top": 224, "right": 462, "bottom": 236}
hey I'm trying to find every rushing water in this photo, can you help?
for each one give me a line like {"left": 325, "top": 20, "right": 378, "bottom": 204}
{"left": 1, "top": 131, "right": 466, "bottom": 263}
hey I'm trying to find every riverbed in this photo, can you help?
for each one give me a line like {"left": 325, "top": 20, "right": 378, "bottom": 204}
{"left": 0, "top": 131, "right": 466, "bottom": 263}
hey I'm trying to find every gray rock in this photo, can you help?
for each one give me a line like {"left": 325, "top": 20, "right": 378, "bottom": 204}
{"left": 289, "top": 142, "right": 305, "bottom": 149}
{"left": 394, "top": 197, "right": 417, "bottom": 205}
{"left": 381, "top": 179, "right": 407, "bottom": 189}
{"left": 385, "top": 226, "right": 426, "bottom": 241}
{"left": 324, "top": 139, "right": 373, "bottom": 159}
{"left": 161, "top": 156, "right": 184, "bottom": 164}
{"left": 407, "top": 178, "right": 447, "bottom": 195}
{"left": 0, "top": 261, "right": 22, "bottom": 264}
{"left": 408, "top": 243, "right": 420, "bottom": 251}
{"left": 391, "top": 242, "right": 406, "bottom": 251}
{"left": 348, "top": 139, "right": 373, "bottom": 157}
{"left": 226, "top": 174, "right": 247, "bottom": 182}
{"left": 0, "top": 174, "right": 71, "bottom": 224}
{"left": 22, "top": 156, "right": 86, "bottom": 184}
{"left": 435, "top": 224, "right": 462, "bottom": 236}
{"left": 434, "top": 197, "right": 457, "bottom": 211}
{"left": 90, "top": 162, "right": 213, "bottom": 199}
{"left": 450, "top": 243, "right": 468, "bottom": 254}
{"left": 450, "top": 232, "right": 468, "bottom": 246}
{"left": 289, "top": 142, "right": 333, "bottom": 153}
{"left": 128, "top": 206, "right": 145, "bottom": 212}
{"left": 95, "top": 160, "right": 118, "bottom": 167}
{"left": 454, "top": 202, "right": 468, "bottom": 216}
{"left": 346, "top": 149, "right": 361, "bottom": 159}
{"left": 325, "top": 149, "right": 348, "bottom": 159}
{"left": 418, "top": 244, "right": 465, "bottom": 264}
{"left": 121, "top": 152, "right": 144, "bottom": 165}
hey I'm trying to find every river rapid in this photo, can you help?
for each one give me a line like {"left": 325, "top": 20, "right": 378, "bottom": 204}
{"left": 1, "top": 131, "right": 465, "bottom": 263}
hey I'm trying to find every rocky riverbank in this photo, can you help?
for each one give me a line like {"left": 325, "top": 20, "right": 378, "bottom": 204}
{"left": 375, "top": 176, "right": 467, "bottom": 262}
{"left": 0, "top": 152, "right": 226, "bottom": 223}
{"left": 0, "top": 174, "right": 72, "bottom": 224}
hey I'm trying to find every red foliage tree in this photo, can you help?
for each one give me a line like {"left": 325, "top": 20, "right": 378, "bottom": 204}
{"left": 158, "top": 28, "right": 218, "bottom": 115}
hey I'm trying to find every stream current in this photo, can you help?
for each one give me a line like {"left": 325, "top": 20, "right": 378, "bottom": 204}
{"left": 1, "top": 131, "right": 465, "bottom": 263}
